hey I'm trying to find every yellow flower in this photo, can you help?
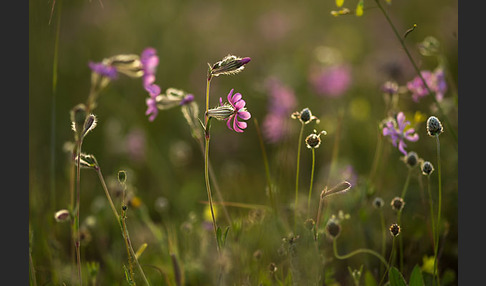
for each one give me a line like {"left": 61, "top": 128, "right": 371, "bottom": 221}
{"left": 203, "top": 204, "right": 218, "bottom": 222}
{"left": 421, "top": 255, "right": 436, "bottom": 274}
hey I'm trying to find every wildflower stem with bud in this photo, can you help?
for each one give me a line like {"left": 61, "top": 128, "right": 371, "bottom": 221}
{"left": 294, "top": 122, "right": 304, "bottom": 223}
{"left": 433, "top": 135, "right": 442, "bottom": 286}
{"left": 307, "top": 148, "right": 316, "bottom": 214}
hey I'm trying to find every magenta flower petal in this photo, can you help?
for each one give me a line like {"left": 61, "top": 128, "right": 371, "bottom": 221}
{"left": 237, "top": 121, "right": 247, "bottom": 130}
{"left": 227, "top": 89, "right": 234, "bottom": 103}
{"left": 233, "top": 117, "right": 244, "bottom": 132}
{"left": 231, "top": 93, "right": 242, "bottom": 105}
{"left": 234, "top": 99, "right": 246, "bottom": 110}
{"left": 238, "top": 111, "right": 251, "bottom": 120}
{"left": 226, "top": 115, "right": 234, "bottom": 130}
{"left": 398, "top": 140, "right": 408, "bottom": 156}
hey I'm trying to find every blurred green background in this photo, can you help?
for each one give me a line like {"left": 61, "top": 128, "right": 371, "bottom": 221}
{"left": 29, "top": 0, "right": 457, "bottom": 285}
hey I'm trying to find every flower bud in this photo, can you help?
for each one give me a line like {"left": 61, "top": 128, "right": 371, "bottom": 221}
{"left": 291, "top": 107, "right": 320, "bottom": 124}
{"left": 373, "top": 197, "right": 385, "bottom": 209}
{"left": 118, "top": 170, "right": 127, "bottom": 184}
{"left": 404, "top": 151, "right": 419, "bottom": 168}
{"left": 389, "top": 223, "right": 401, "bottom": 237}
{"left": 421, "top": 161, "right": 435, "bottom": 176}
{"left": 390, "top": 197, "right": 405, "bottom": 212}
{"left": 426, "top": 116, "right": 443, "bottom": 137}
{"left": 107, "top": 54, "right": 143, "bottom": 78}
{"left": 305, "top": 130, "right": 327, "bottom": 149}
{"left": 325, "top": 218, "right": 341, "bottom": 239}
{"left": 206, "top": 104, "right": 235, "bottom": 120}
{"left": 209, "top": 55, "right": 251, "bottom": 78}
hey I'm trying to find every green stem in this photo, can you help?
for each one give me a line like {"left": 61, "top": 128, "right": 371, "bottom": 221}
{"left": 294, "top": 123, "right": 305, "bottom": 224}
{"left": 75, "top": 140, "right": 83, "bottom": 286}
{"left": 374, "top": 0, "right": 457, "bottom": 144}
{"left": 426, "top": 175, "right": 438, "bottom": 286}
{"left": 253, "top": 118, "right": 277, "bottom": 215}
{"left": 380, "top": 237, "right": 396, "bottom": 286}
{"left": 204, "top": 124, "right": 220, "bottom": 253}
{"left": 397, "top": 168, "right": 412, "bottom": 273}
{"left": 307, "top": 148, "right": 316, "bottom": 215}
{"left": 333, "top": 238, "right": 390, "bottom": 269}
{"left": 379, "top": 210, "right": 387, "bottom": 277}
{"left": 434, "top": 135, "right": 442, "bottom": 286}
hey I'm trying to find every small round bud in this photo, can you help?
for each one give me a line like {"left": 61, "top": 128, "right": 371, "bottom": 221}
{"left": 54, "top": 209, "right": 71, "bottom": 222}
{"left": 389, "top": 223, "right": 401, "bottom": 237}
{"left": 373, "top": 197, "right": 385, "bottom": 209}
{"left": 325, "top": 218, "right": 341, "bottom": 239}
{"left": 421, "top": 161, "right": 434, "bottom": 176}
{"left": 404, "top": 151, "right": 419, "bottom": 168}
{"left": 118, "top": 170, "right": 127, "bottom": 184}
{"left": 426, "top": 116, "right": 443, "bottom": 137}
{"left": 122, "top": 205, "right": 128, "bottom": 211}
{"left": 390, "top": 197, "right": 405, "bottom": 212}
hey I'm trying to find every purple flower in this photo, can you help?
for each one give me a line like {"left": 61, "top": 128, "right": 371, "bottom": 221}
{"left": 309, "top": 65, "right": 352, "bottom": 97}
{"left": 407, "top": 68, "right": 447, "bottom": 102}
{"left": 140, "top": 47, "right": 161, "bottom": 97}
{"left": 180, "top": 94, "right": 194, "bottom": 106}
{"left": 145, "top": 96, "right": 159, "bottom": 122}
{"left": 262, "top": 77, "right": 297, "bottom": 143}
{"left": 223, "top": 89, "right": 251, "bottom": 133}
{"left": 382, "top": 112, "right": 419, "bottom": 155}
{"left": 88, "top": 61, "right": 118, "bottom": 79}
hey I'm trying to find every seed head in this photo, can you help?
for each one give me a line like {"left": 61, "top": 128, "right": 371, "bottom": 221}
{"left": 389, "top": 223, "right": 401, "bottom": 237}
{"left": 291, "top": 107, "right": 320, "bottom": 124}
{"left": 390, "top": 197, "right": 405, "bottom": 212}
{"left": 118, "top": 170, "right": 127, "bottom": 184}
{"left": 373, "top": 197, "right": 385, "bottom": 209}
{"left": 426, "top": 116, "right": 443, "bottom": 137}
{"left": 403, "top": 151, "right": 419, "bottom": 168}
{"left": 325, "top": 218, "right": 341, "bottom": 239}
{"left": 421, "top": 161, "right": 435, "bottom": 176}
{"left": 305, "top": 129, "right": 327, "bottom": 149}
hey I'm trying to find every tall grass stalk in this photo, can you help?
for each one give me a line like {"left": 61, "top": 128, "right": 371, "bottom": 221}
{"left": 426, "top": 175, "right": 438, "bottom": 285}
{"left": 380, "top": 236, "right": 397, "bottom": 286}
{"left": 374, "top": 0, "right": 457, "bottom": 144}
{"left": 74, "top": 140, "right": 83, "bottom": 286}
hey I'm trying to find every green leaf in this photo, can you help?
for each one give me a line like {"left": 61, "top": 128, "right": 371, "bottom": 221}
{"left": 409, "top": 265, "right": 425, "bottom": 286}
{"left": 364, "top": 270, "right": 378, "bottom": 286}
{"left": 389, "top": 267, "right": 407, "bottom": 286}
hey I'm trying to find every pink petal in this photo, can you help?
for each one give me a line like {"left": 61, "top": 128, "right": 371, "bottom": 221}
{"left": 227, "top": 89, "right": 234, "bottom": 103}
{"left": 396, "top": 112, "right": 407, "bottom": 131}
{"left": 233, "top": 117, "right": 243, "bottom": 132}
{"left": 231, "top": 93, "right": 242, "bottom": 104}
{"left": 237, "top": 121, "right": 247, "bottom": 130}
{"left": 238, "top": 111, "right": 251, "bottom": 120}
{"left": 226, "top": 116, "right": 234, "bottom": 130}
{"left": 398, "top": 140, "right": 407, "bottom": 155}
{"left": 234, "top": 99, "right": 246, "bottom": 110}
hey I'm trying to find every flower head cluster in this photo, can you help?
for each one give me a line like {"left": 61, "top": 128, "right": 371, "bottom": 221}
{"left": 389, "top": 223, "right": 401, "bottom": 237}
{"left": 407, "top": 68, "right": 447, "bottom": 102}
{"left": 207, "top": 89, "right": 251, "bottom": 133}
{"left": 140, "top": 48, "right": 162, "bottom": 122}
{"left": 291, "top": 108, "right": 320, "bottom": 125}
{"left": 382, "top": 112, "right": 419, "bottom": 156}
{"left": 421, "top": 161, "right": 434, "bottom": 176}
